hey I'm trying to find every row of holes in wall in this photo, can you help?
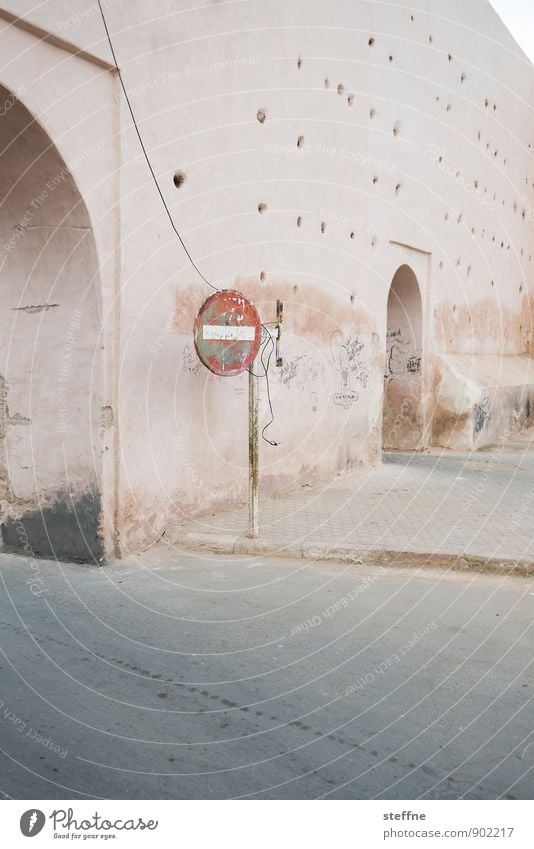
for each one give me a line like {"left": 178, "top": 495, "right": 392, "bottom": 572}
{"left": 261, "top": 214, "right": 529, "bottom": 294}
{"left": 172, "top": 158, "right": 532, "bottom": 252}
{"left": 266, "top": 66, "right": 532, "bottom": 212}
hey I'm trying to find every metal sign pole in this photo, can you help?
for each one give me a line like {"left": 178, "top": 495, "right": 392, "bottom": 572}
{"left": 248, "top": 356, "right": 259, "bottom": 538}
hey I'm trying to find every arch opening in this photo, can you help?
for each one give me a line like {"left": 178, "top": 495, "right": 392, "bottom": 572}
{"left": 382, "top": 264, "right": 423, "bottom": 451}
{"left": 0, "top": 84, "right": 103, "bottom": 562}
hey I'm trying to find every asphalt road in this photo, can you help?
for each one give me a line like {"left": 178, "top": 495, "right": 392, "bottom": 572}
{"left": 1, "top": 545, "right": 533, "bottom": 799}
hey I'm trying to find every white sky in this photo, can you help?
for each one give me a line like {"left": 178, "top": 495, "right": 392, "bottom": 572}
{"left": 489, "top": 0, "right": 534, "bottom": 62}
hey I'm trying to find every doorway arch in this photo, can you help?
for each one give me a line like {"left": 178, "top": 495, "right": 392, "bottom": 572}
{"left": 382, "top": 264, "right": 423, "bottom": 451}
{"left": 0, "top": 84, "right": 104, "bottom": 562}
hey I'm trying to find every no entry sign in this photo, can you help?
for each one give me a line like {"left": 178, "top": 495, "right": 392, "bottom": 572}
{"left": 193, "top": 289, "right": 262, "bottom": 376}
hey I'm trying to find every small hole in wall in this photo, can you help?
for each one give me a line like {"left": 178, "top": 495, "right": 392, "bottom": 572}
{"left": 448, "top": 53, "right": 453, "bottom": 62}
{"left": 347, "top": 94, "right": 354, "bottom": 106}
{"left": 520, "top": 284, "right": 524, "bottom": 293}
{"left": 456, "top": 258, "right": 461, "bottom": 267}
{"left": 453, "top": 304, "right": 457, "bottom": 312}
{"left": 444, "top": 211, "right": 449, "bottom": 221}
{"left": 395, "top": 183, "right": 401, "bottom": 194}
{"left": 435, "top": 96, "right": 440, "bottom": 102}
{"left": 368, "top": 37, "right": 375, "bottom": 46}
{"left": 297, "top": 57, "right": 302, "bottom": 69}
{"left": 371, "top": 236, "right": 378, "bottom": 247}
{"left": 320, "top": 221, "right": 326, "bottom": 233}
{"left": 297, "top": 216, "right": 302, "bottom": 227}
{"left": 297, "top": 135, "right": 304, "bottom": 148}
{"left": 460, "top": 72, "right": 466, "bottom": 82}
{"left": 485, "top": 98, "right": 489, "bottom": 107}
{"left": 428, "top": 34, "right": 433, "bottom": 43}
{"left": 260, "top": 271, "right": 266, "bottom": 282}
{"left": 350, "top": 293, "right": 355, "bottom": 303}
{"left": 389, "top": 55, "right": 394, "bottom": 62}
{"left": 471, "top": 226, "right": 476, "bottom": 235}
{"left": 393, "top": 123, "right": 400, "bottom": 136}
{"left": 373, "top": 175, "right": 379, "bottom": 184}
{"left": 256, "top": 109, "right": 266, "bottom": 123}
{"left": 491, "top": 279, "right": 495, "bottom": 287}
{"left": 173, "top": 171, "right": 186, "bottom": 188}
{"left": 477, "top": 131, "right": 481, "bottom": 140}
{"left": 370, "top": 107, "right": 376, "bottom": 118}
{"left": 324, "top": 78, "right": 330, "bottom": 89}
{"left": 258, "top": 203, "right": 267, "bottom": 214}
{"left": 337, "top": 83, "right": 344, "bottom": 94}
{"left": 446, "top": 103, "right": 452, "bottom": 111}
{"left": 439, "top": 261, "right": 444, "bottom": 270}
{"left": 467, "top": 266, "right": 472, "bottom": 277}
{"left": 350, "top": 231, "right": 355, "bottom": 239}
{"left": 411, "top": 14, "right": 414, "bottom": 21}
{"left": 293, "top": 284, "right": 298, "bottom": 294}
{"left": 458, "top": 213, "right": 463, "bottom": 223}
{"left": 493, "top": 103, "right": 497, "bottom": 111}
{"left": 474, "top": 180, "right": 479, "bottom": 189}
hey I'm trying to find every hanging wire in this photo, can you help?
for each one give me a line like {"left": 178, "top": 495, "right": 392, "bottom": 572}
{"left": 97, "top": 0, "right": 218, "bottom": 292}
{"left": 97, "top": 0, "right": 279, "bottom": 444}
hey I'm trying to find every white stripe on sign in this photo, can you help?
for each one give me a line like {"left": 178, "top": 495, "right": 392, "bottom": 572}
{"left": 203, "top": 324, "right": 256, "bottom": 341}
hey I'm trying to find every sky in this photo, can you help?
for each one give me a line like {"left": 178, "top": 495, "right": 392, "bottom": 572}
{"left": 489, "top": 0, "right": 534, "bottom": 62}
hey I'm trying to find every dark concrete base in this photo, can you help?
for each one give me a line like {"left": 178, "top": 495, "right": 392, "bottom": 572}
{"left": 1, "top": 492, "right": 103, "bottom": 564}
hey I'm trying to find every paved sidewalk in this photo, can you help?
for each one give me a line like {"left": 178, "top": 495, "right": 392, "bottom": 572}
{"left": 168, "top": 431, "right": 534, "bottom": 573}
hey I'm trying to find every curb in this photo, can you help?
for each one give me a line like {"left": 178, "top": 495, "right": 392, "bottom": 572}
{"left": 169, "top": 532, "right": 534, "bottom": 577}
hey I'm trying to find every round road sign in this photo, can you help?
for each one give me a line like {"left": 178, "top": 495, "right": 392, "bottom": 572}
{"left": 193, "top": 289, "right": 262, "bottom": 376}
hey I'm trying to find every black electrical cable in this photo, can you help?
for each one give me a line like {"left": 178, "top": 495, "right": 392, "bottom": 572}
{"left": 97, "top": 0, "right": 218, "bottom": 292}
{"left": 97, "top": 0, "right": 279, "bottom": 445}
{"left": 259, "top": 332, "right": 280, "bottom": 446}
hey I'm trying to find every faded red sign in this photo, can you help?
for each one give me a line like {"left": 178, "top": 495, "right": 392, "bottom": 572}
{"left": 193, "top": 289, "right": 261, "bottom": 376}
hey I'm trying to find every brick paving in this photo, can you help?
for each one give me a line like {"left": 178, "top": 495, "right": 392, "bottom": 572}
{"left": 169, "top": 431, "right": 534, "bottom": 566}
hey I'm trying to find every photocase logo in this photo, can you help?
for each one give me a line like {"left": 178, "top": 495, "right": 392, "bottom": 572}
{"left": 20, "top": 809, "right": 46, "bottom": 837}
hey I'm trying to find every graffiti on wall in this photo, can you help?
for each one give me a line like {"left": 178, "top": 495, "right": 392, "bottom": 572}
{"left": 385, "top": 328, "right": 422, "bottom": 381}
{"left": 473, "top": 397, "right": 490, "bottom": 436}
{"left": 330, "top": 331, "right": 369, "bottom": 409}
{"left": 279, "top": 354, "right": 320, "bottom": 412}
{"left": 182, "top": 343, "right": 201, "bottom": 374}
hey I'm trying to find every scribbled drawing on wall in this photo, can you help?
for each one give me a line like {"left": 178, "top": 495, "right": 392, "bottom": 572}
{"left": 279, "top": 357, "right": 299, "bottom": 387}
{"left": 277, "top": 352, "right": 321, "bottom": 412}
{"left": 330, "top": 331, "right": 369, "bottom": 408}
{"left": 385, "top": 328, "right": 421, "bottom": 381}
{"left": 182, "top": 343, "right": 201, "bottom": 374}
{"left": 406, "top": 355, "right": 422, "bottom": 374}
{"left": 297, "top": 356, "right": 319, "bottom": 412}
{"left": 473, "top": 397, "right": 490, "bottom": 436}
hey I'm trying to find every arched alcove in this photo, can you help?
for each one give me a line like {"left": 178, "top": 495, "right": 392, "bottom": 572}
{"left": 382, "top": 264, "right": 424, "bottom": 451}
{"left": 0, "top": 84, "right": 103, "bottom": 562}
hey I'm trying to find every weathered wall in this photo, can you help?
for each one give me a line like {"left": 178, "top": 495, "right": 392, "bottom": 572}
{"left": 0, "top": 0, "right": 533, "bottom": 558}
{"left": 0, "top": 18, "right": 118, "bottom": 561}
